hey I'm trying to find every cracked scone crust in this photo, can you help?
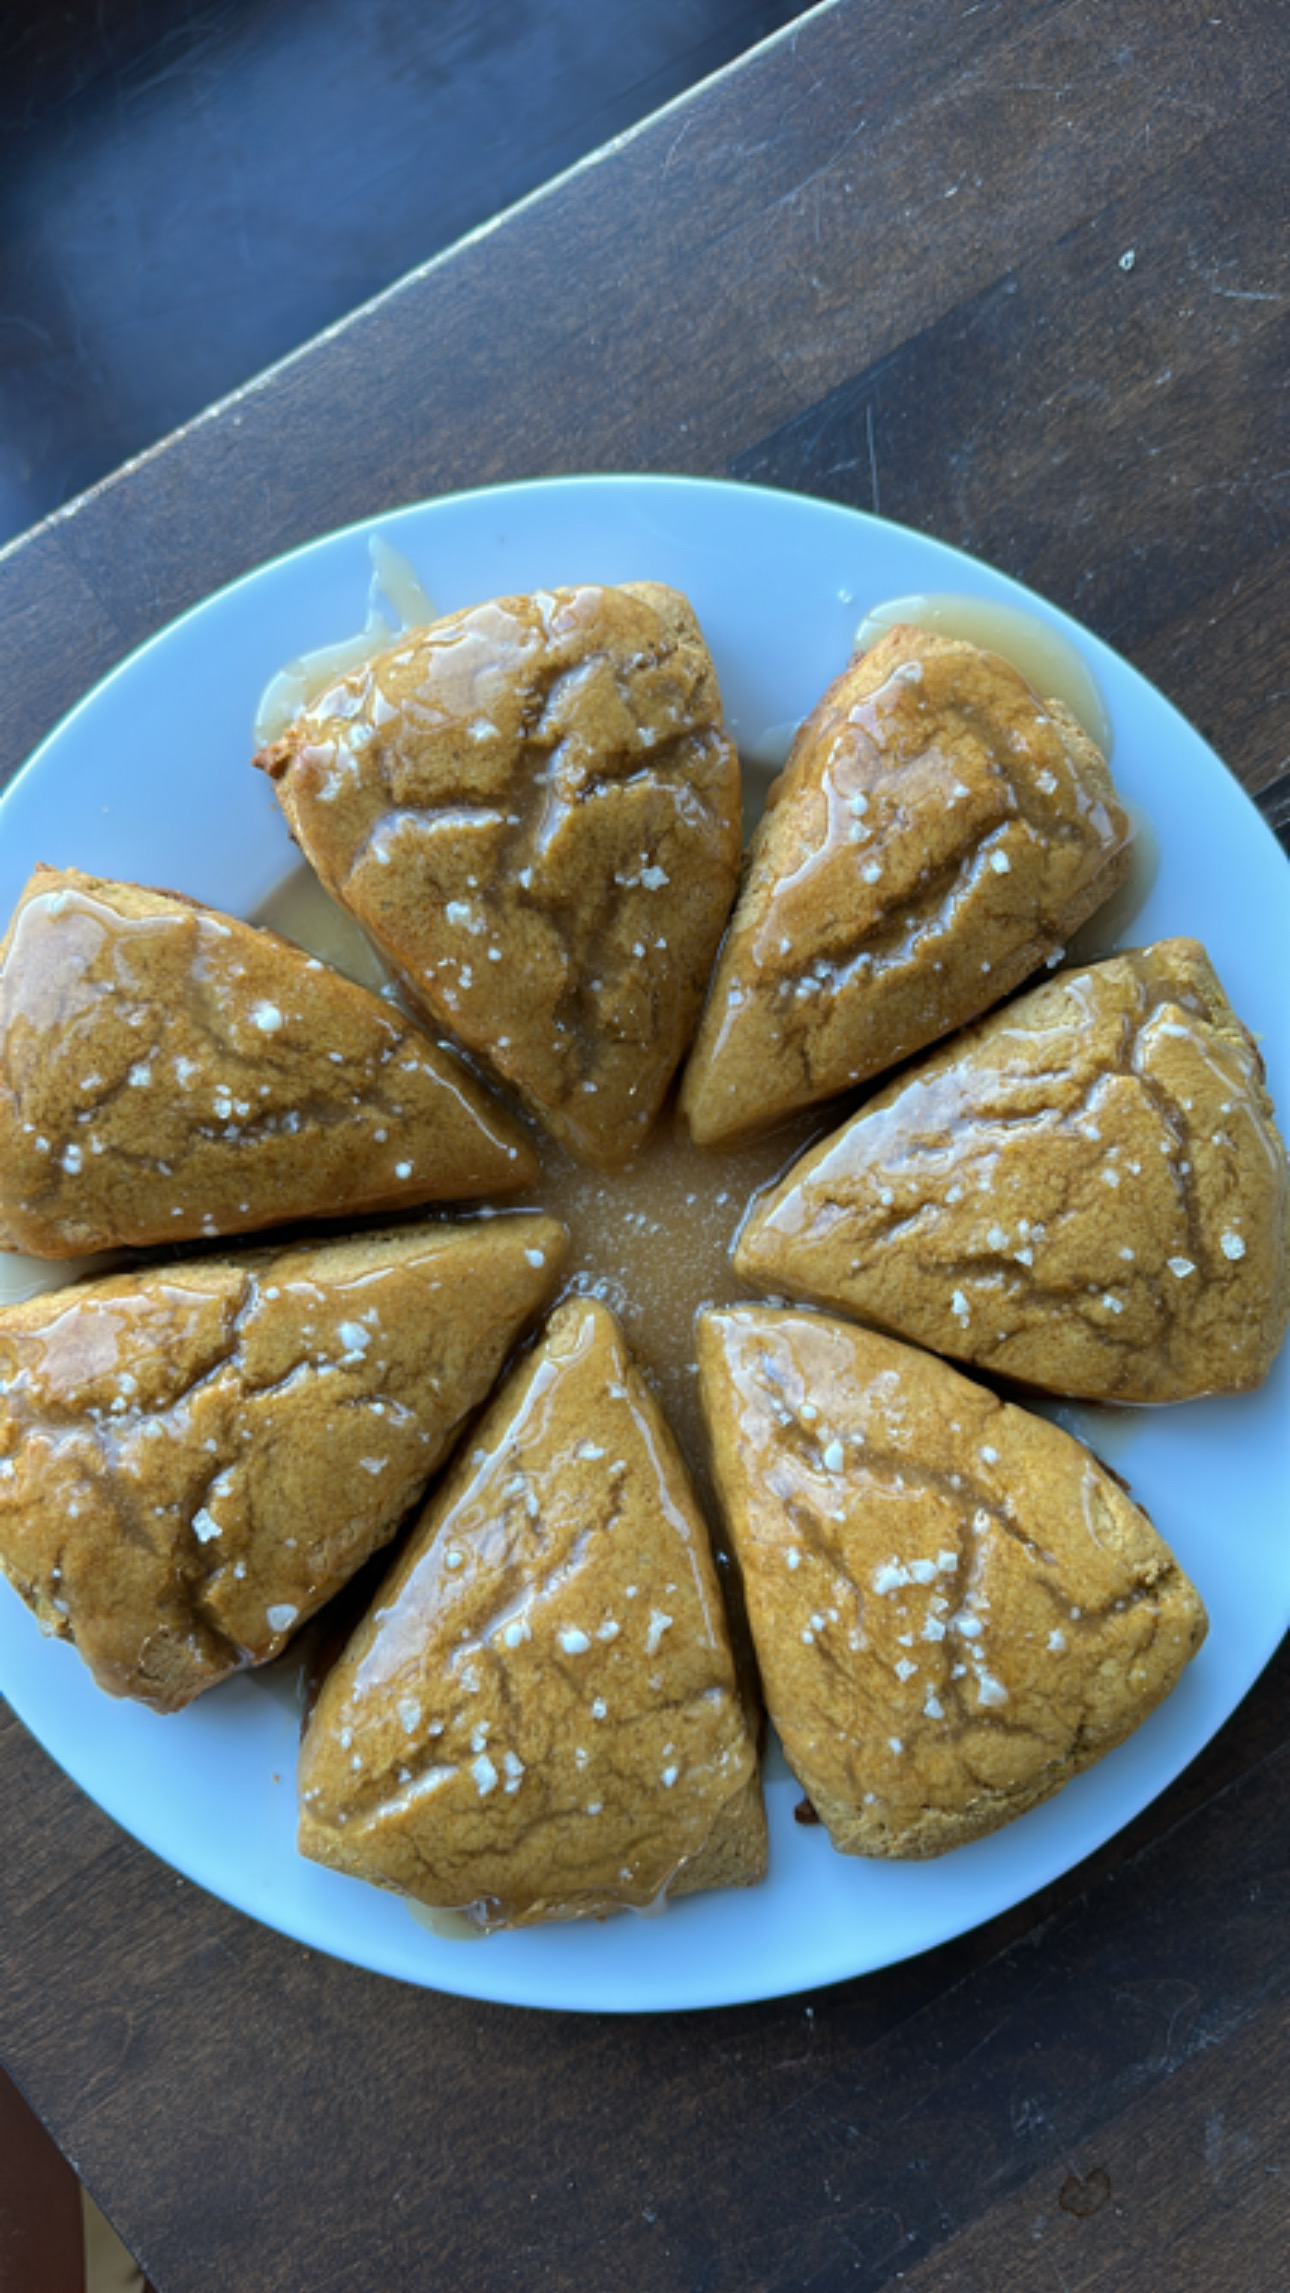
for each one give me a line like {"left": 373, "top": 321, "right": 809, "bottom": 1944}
{"left": 299, "top": 1296, "right": 766, "bottom": 1927}
{"left": 698, "top": 1307, "right": 1207, "bottom": 1858}
{"left": 0, "top": 1217, "right": 565, "bottom": 1710}
{"left": 0, "top": 865, "right": 536, "bottom": 1257}
{"left": 681, "top": 623, "right": 1131, "bottom": 1144}
{"left": 255, "top": 582, "right": 743, "bottom": 1167}
{"left": 736, "top": 940, "right": 1290, "bottom": 1402}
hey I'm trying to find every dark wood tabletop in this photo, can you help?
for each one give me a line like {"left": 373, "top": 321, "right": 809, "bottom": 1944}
{"left": 2, "top": 3, "right": 1288, "bottom": 2287}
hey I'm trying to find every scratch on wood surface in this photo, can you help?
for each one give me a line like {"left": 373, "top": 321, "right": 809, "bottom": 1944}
{"left": 775, "top": 2002, "right": 819, "bottom": 2069}
{"left": 708, "top": 112, "right": 869, "bottom": 250}
{"left": 917, "top": 1972, "right": 1048, "bottom": 2094}
{"left": 768, "top": 73, "right": 832, "bottom": 135}
{"left": 661, "top": 116, "right": 694, "bottom": 180}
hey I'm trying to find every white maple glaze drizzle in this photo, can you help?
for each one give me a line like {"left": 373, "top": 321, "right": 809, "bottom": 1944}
{"left": 1063, "top": 800, "right": 1160, "bottom": 963}
{"left": 0, "top": 1247, "right": 124, "bottom": 1308}
{"left": 366, "top": 535, "right": 438, "bottom": 631}
{"left": 406, "top": 1901, "right": 487, "bottom": 1943}
{"left": 254, "top": 864, "right": 393, "bottom": 995}
{"left": 853, "top": 592, "right": 1113, "bottom": 755}
{"left": 253, "top": 535, "right": 438, "bottom": 747}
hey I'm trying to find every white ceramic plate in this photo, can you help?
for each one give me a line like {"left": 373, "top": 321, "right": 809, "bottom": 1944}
{"left": 1, "top": 476, "right": 1287, "bottom": 2013}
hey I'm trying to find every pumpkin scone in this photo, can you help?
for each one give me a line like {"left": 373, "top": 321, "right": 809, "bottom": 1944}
{"left": 255, "top": 583, "right": 743, "bottom": 1167}
{"left": 697, "top": 1306, "right": 1207, "bottom": 1858}
{"left": 0, "top": 1216, "right": 565, "bottom": 1710}
{"left": 0, "top": 866, "right": 536, "bottom": 1258}
{"left": 736, "top": 941, "right": 1290, "bottom": 1403}
{"left": 298, "top": 1296, "right": 766, "bottom": 1928}
{"left": 681, "top": 623, "right": 1131, "bottom": 1145}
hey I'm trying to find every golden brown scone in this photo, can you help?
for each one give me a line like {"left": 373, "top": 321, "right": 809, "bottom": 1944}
{"left": 0, "top": 1216, "right": 565, "bottom": 1710}
{"left": 697, "top": 1306, "right": 1207, "bottom": 1858}
{"left": 0, "top": 865, "right": 536, "bottom": 1258}
{"left": 298, "top": 1296, "right": 766, "bottom": 1927}
{"left": 736, "top": 940, "right": 1290, "bottom": 1403}
{"left": 681, "top": 624, "right": 1132, "bottom": 1145}
{"left": 254, "top": 583, "right": 742, "bottom": 1168}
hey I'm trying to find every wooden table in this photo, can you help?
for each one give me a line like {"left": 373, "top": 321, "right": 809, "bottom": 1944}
{"left": 2, "top": 4, "right": 1287, "bottom": 2286}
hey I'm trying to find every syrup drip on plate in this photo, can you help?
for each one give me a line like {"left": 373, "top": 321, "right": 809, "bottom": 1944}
{"left": 253, "top": 535, "right": 438, "bottom": 747}
{"left": 255, "top": 859, "right": 824, "bottom": 1504}
{"left": 747, "top": 593, "right": 1154, "bottom": 962}
{"left": 853, "top": 591, "right": 1112, "bottom": 754}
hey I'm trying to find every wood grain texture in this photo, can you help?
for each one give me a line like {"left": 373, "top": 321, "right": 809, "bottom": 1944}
{"left": 1, "top": 1, "right": 1288, "bottom": 2287}
{"left": 1, "top": 0, "right": 1286, "bottom": 833}
{"left": 3, "top": 1649, "right": 1288, "bottom": 2291}
{"left": 0, "top": 0, "right": 817, "bottom": 542}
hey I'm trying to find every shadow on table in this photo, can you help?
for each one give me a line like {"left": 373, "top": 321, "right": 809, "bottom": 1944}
{"left": 0, "top": 0, "right": 813, "bottom": 547}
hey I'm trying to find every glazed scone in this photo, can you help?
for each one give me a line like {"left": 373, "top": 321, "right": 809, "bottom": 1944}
{"left": 0, "top": 1217, "right": 565, "bottom": 1710}
{"left": 0, "top": 866, "right": 536, "bottom": 1257}
{"left": 256, "top": 583, "right": 743, "bottom": 1167}
{"left": 736, "top": 941, "right": 1290, "bottom": 1403}
{"left": 697, "top": 1306, "right": 1207, "bottom": 1857}
{"left": 681, "top": 624, "right": 1131, "bottom": 1145}
{"left": 299, "top": 1296, "right": 766, "bottom": 1927}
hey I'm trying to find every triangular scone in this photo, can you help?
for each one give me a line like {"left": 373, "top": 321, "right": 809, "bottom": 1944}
{"left": 698, "top": 1308, "right": 1207, "bottom": 1858}
{"left": 255, "top": 584, "right": 742, "bottom": 1167}
{"left": 298, "top": 1296, "right": 766, "bottom": 1927}
{"left": 736, "top": 941, "right": 1290, "bottom": 1403}
{"left": 0, "top": 1216, "right": 565, "bottom": 1710}
{"left": 681, "top": 625, "right": 1131, "bottom": 1145}
{"left": 0, "top": 866, "right": 536, "bottom": 1258}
